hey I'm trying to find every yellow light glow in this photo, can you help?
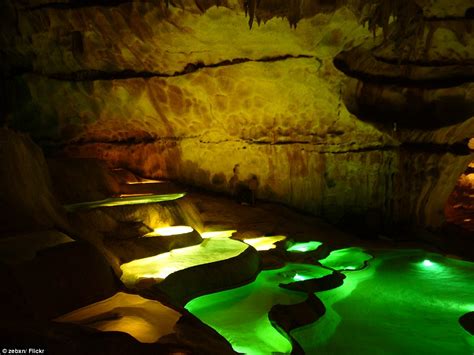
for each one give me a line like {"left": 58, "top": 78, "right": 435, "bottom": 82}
{"left": 55, "top": 292, "right": 181, "bottom": 343}
{"left": 468, "top": 138, "right": 474, "bottom": 150}
{"left": 125, "top": 179, "right": 163, "bottom": 185}
{"left": 64, "top": 193, "right": 185, "bottom": 212}
{"left": 243, "top": 236, "right": 287, "bottom": 251}
{"left": 117, "top": 193, "right": 153, "bottom": 197}
{"left": 200, "top": 230, "right": 237, "bottom": 238}
{"left": 140, "top": 265, "right": 179, "bottom": 279}
{"left": 467, "top": 174, "right": 474, "bottom": 184}
{"left": 149, "top": 226, "right": 194, "bottom": 236}
{"left": 120, "top": 238, "right": 248, "bottom": 287}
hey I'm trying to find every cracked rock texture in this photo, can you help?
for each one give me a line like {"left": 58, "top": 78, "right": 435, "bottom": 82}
{"left": 1, "top": 0, "right": 473, "bottom": 229}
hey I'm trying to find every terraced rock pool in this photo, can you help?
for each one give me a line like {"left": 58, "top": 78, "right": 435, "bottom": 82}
{"left": 185, "top": 247, "right": 474, "bottom": 354}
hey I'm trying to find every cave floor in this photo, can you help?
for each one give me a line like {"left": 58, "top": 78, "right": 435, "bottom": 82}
{"left": 6, "top": 177, "right": 472, "bottom": 354}
{"left": 186, "top": 190, "right": 446, "bottom": 255}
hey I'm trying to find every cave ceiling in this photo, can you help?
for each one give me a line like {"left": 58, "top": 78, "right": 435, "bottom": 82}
{"left": 0, "top": 0, "right": 473, "bottom": 228}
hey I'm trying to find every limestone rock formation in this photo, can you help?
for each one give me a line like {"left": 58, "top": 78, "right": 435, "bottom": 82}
{"left": 334, "top": 0, "right": 474, "bottom": 228}
{"left": 1, "top": 0, "right": 473, "bottom": 233}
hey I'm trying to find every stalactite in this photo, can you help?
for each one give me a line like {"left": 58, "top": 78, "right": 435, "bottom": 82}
{"left": 246, "top": 0, "right": 258, "bottom": 29}
{"left": 243, "top": 0, "right": 343, "bottom": 30}
{"left": 361, "top": 1, "right": 424, "bottom": 42}
{"left": 168, "top": 0, "right": 425, "bottom": 36}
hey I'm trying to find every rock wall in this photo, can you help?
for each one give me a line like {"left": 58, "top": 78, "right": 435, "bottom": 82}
{"left": 334, "top": 0, "right": 474, "bottom": 228}
{"left": 1, "top": 0, "right": 473, "bottom": 230}
{"left": 0, "top": 129, "right": 70, "bottom": 234}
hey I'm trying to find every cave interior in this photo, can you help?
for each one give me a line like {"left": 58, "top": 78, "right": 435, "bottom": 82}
{"left": 1, "top": 0, "right": 473, "bottom": 354}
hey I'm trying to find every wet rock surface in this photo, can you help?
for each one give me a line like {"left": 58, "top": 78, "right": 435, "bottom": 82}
{"left": 269, "top": 294, "right": 326, "bottom": 355}
{"left": 459, "top": 311, "right": 474, "bottom": 335}
{"left": 270, "top": 293, "right": 326, "bottom": 332}
{"left": 279, "top": 272, "right": 346, "bottom": 293}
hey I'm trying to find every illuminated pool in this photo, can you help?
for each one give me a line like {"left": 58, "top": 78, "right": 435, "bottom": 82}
{"left": 64, "top": 193, "right": 185, "bottom": 212}
{"left": 287, "top": 241, "right": 322, "bottom": 253}
{"left": 120, "top": 238, "right": 248, "bottom": 287}
{"left": 292, "top": 250, "right": 474, "bottom": 354}
{"left": 200, "top": 230, "right": 236, "bottom": 239}
{"left": 243, "top": 236, "right": 287, "bottom": 251}
{"left": 185, "top": 263, "right": 331, "bottom": 354}
{"left": 144, "top": 225, "right": 194, "bottom": 237}
{"left": 55, "top": 292, "right": 181, "bottom": 343}
{"left": 186, "top": 248, "right": 474, "bottom": 354}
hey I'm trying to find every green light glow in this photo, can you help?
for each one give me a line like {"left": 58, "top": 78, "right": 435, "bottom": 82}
{"left": 120, "top": 238, "right": 248, "bottom": 287}
{"left": 293, "top": 273, "right": 310, "bottom": 282}
{"left": 286, "top": 241, "right": 322, "bottom": 253}
{"left": 64, "top": 193, "right": 185, "bottom": 212}
{"left": 185, "top": 263, "right": 331, "bottom": 354}
{"left": 185, "top": 247, "right": 474, "bottom": 354}
{"left": 319, "top": 247, "right": 372, "bottom": 271}
{"left": 422, "top": 259, "right": 433, "bottom": 267}
{"left": 292, "top": 250, "right": 474, "bottom": 354}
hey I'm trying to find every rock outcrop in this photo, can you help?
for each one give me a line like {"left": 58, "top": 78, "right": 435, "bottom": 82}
{"left": 334, "top": 0, "right": 474, "bottom": 228}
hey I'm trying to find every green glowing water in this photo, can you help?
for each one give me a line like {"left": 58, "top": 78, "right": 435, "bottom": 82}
{"left": 287, "top": 241, "right": 322, "bottom": 253}
{"left": 186, "top": 248, "right": 474, "bottom": 354}
{"left": 292, "top": 250, "right": 474, "bottom": 354}
{"left": 64, "top": 193, "right": 185, "bottom": 211}
{"left": 185, "top": 263, "right": 331, "bottom": 354}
